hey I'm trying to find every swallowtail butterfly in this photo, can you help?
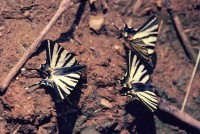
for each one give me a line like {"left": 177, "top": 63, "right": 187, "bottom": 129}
{"left": 26, "top": 40, "right": 85, "bottom": 99}
{"left": 120, "top": 15, "right": 158, "bottom": 67}
{"left": 120, "top": 50, "right": 158, "bottom": 112}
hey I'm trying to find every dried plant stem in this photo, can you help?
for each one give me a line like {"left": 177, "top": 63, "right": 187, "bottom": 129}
{"left": 100, "top": 0, "right": 108, "bottom": 10}
{"left": 171, "top": 12, "right": 197, "bottom": 63}
{"left": 132, "top": 0, "right": 143, "bottom": 13}
{"left": 159, "top": 99, "right": 200, "bottom": 130}
{"left": 12, "top": 124, "right": 22, "bottom": 134}
{"left": 158, "top": 19, "right": 163, "bottom": 34}
{"left": 181, "top": 50, "right": 200, "bottom": 112}
{"left": 0, "top": 0, "right": 72, "bottom": 92}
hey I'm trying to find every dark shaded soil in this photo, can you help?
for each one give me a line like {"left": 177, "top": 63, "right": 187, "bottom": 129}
{"left": 0, "top": 0, "right": 200, "bottom": 133}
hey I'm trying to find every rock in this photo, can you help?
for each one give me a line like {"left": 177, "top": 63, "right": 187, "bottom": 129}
{"left": 100, "top": 98, "right": 112, "bottom": 108}
{"left": 89, "top": 14, "right": 104, "bottom": 32}
{"left": 81, "top": 127, "right": 99, "bottom": 134}
{"left": 0, "top": 26, "right": 5, "bottom": 31}
{"left": 89, "top": 0, "right": 96, "bottom": 4}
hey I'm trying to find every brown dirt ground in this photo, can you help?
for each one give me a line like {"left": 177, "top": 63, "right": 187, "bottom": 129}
{"left": 0, "top": 0, "right": 200, "bottom": 133}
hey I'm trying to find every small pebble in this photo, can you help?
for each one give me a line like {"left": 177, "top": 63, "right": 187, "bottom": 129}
{"left": 100, "top": 98, "right": 112, "bottom": 108}
{"left": 89, "top": 14, "right": 104, "bottom": 32}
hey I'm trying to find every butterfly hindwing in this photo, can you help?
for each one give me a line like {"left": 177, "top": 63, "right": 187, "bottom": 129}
{"left": 136, "top": 90, "right": 158, "bottom": 112}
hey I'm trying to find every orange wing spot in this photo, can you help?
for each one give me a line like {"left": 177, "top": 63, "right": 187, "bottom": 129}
{"left": 47, "top": 67, "right": 53, "bottom": 73}
{"left": 128, "top": 35, "right": 133, "bottom": 40}
{"left": 127, "top": 82, "right": 132, "bottom": 88}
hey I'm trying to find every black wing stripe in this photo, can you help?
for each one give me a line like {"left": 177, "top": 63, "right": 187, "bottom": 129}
{"left": 137, "top": 91, "right": 158, "bottom": 105}
{"left": 66, "top": 75, "right": 80, "bottom": 81}
{"left": 52, "top": 81, "right": 65, "bottom": 99}
{"left": 139, "top": 34, "right": 157, "bottom": 40}
{"left": 50, "top": 42, "right": 60, "bottom": 67}
{"left": 136, "top": 93, "right": 157, "bottom": 112}
{"left": 137, "top": 16, "right": 157, "bottom": 32}
{"left": 139, "top": 71, "right": 150, "bottom": 82}
{"left": 54, "top": 78, "right": 72, "bottom": 94}
{"left": 146, "top": 46, "right": 155, "bottom": 50}
{"left": 138, "top": 93, "right": 158, "bottom": 104}
{"left": 46, "top": 40, "right": 53, "bottom": 65}
{"left": 59, "top": 79, "right": 75, "bottom": 89}
{"left": 62, "top": 54, "right": 76, "bottom": 67}
{"left": 141, "top": 18, "right": 157, "bottom": 32}
{"left": 139, "top": 97, "right": 157, "bottom": 111}
{"left": 55, "top": 46, "right": 65, "bottom": 67}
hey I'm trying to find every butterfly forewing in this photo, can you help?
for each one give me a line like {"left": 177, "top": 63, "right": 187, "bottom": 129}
{"left": 46, "top": 40, "right": 77, "bottom": 68}
{"left": 123, "top": 50, "right": 150, "bottom": 86}
{"left": 131, "top": 15, "right": 158, "bottom": 54}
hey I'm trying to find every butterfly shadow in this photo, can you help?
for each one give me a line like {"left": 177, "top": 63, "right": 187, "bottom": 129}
{"left": 124, "top": 100, "right": 156, "bottom": 134}
{"left": 46, "top": 78, "right": 86, "bottom": 134}
{"left": 55, "top": 1, "right": 87, "bottom": 43}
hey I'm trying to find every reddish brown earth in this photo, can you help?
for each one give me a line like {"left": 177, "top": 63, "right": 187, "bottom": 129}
{"left": 0, "top": 0, "right": 200, "bottom": 133}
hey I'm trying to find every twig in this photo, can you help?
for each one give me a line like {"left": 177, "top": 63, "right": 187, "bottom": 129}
{"left": 100, "top": 0, "right": 108, "bottom": 10}
{"left": 89, "top": 0, "right": 96, "bottom": 4}
{"left": 184, "top": 27, "right": 198, "bottom": 33}
{"left": 181, "top": 50, "right": 200, "bottom": 112}
{"left": 132, "top": 0, "right": 143, "bottom": 14}
{"left": 158, "top": 19, "right": 164, "bottom": 34}
{"left": 0, "top": 0, "right": 72, "bottom": 92}
{"left": 159, "top": 99, "right": 200, "bottom": 130}
{"left": 169, "top": 11, "right": 197, "bottom": 63}
{"left": 121, "top": 0, "right": 135, "bottom": 15}
{"left": 12, "top": 124, "right": 22, "bottom": 134}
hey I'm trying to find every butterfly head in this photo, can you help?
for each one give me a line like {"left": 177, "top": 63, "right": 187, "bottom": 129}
{"left": 36, "top": 62, "right": 52, "bottom": 78}
{"left": 120, "top": 24, "right": 136, "bottom": 40}
{"left": 120, "top": 87, "right": 136, "bottom": 97}
{"left": 38, "top": 62, "right": 50, "bottom": 73}
{"left": 39, "top": 79, "right": 52, "bottom": 87}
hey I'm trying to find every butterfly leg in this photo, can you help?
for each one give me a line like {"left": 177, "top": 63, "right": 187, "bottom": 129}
{"left": 25, "top": 81, "right": 42, "bottom": 94}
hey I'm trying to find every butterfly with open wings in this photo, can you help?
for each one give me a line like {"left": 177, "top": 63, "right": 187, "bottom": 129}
{"left": 24, "top": 40, "right": 85, "bottom": 99}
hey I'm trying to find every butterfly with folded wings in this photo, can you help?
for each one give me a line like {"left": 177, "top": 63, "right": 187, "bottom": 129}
{"left": 120, "top": 50, "right": 158, "bottom": 112}
{"left": 24, "top": 40, "right": 85, "bottom": 100}
{"left": 120, "top": 15, "right": 158, "bottom": 68}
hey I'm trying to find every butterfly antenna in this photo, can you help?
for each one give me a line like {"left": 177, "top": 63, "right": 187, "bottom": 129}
{"left": 117, "top": 14, "right": 128, "bottom": 27}
{"left": 21, "top": 68, "right": 44, "bottom": 75}
{"left": 70, "top": 37, "right": 82, "bottom": 45}
{"left": 21, "top": 68, "right": 40, "bottom": 72}
{"left": 28, "top": 82, "right": 41, "bottom": 88}
{"left": 25, "top": 81, "right": 41, "bottom": 94}
{"left": 111, "top": 22, "right": 120, "bottom": 32}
